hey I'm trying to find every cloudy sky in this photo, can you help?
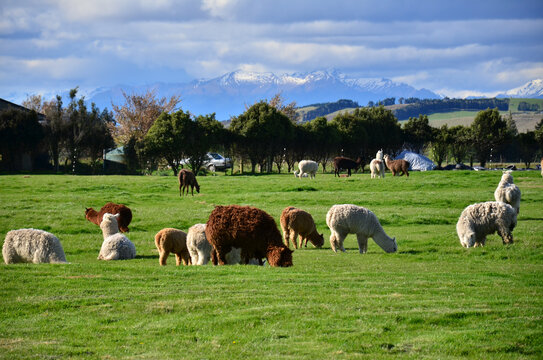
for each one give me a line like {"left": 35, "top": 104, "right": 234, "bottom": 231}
{"left": 1, "top": 0, "right": 542, "bottom": 103}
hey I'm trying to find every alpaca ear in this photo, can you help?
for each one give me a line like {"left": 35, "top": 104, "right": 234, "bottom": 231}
{"left": 114, "top": 213, "right": 120, "bottom": 218}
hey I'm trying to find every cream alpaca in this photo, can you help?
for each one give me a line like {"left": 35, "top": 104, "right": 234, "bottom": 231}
{"left": 494, "top": 171, "right": 521, "bottom": 214}
{"left": 186, "top": 224, "right": 211, "bottom": 265}
{"left": 98, "top": 213, "right": 136, "bottom": 260}
{"left": 3, "top": 229, "right": 67, "bottom": 264}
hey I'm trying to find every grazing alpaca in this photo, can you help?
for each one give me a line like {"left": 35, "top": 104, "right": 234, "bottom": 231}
{"left": 98, "top": 213, "right": 136, "bottom": 260}
{"left": 494, "top": 171, "right": 521, "bottom": 214}
{"left": 3, "top": 229, "right": 68, "bottom": 264}
{"left": 280, "top": 206, "right": 324, "bottom": 249}
{"left": 205, "top": 205, "right": 293, "bottom": 267}
{"left": 186, "top": 224, "right": 211, "bottom": 265}
{"left": 333, "top": 156, "right": 364, "bottom": 177}
{"left": 325, "top": 204, "right": 397, "bottom": 254}
{"left": 178, "top": 169, "right": 200, "bottom": 196}
{"left": 384, "top": 155, "right": 410, "bottom": 177}
{"left": 457, "top": 201, "right": 517, "bottom": 248}
{"left": 154, "top": 228, "right": 191, "bottom": 266}
{"left": 85, "top": 202, "right": 132, "bottom": 233}
{"left": 297, "top": 160, "right": 319, "bottom": 179}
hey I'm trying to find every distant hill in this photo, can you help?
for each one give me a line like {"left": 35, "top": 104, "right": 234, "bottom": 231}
{"left": 296, "top": 99, "right": 360, "bottom": 122}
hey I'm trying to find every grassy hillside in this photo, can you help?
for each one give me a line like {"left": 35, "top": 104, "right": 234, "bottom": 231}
{"left": 1, "top": 172, "right": 542, "bottom": 359}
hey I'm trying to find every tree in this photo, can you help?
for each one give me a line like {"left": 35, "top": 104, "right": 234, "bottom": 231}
{"left": 403, "top": 115, "right": 434, "bottom": 153}
{"left": 269, "top": 93, "right": 298, "bottom": 123}
{"left": 354, "top": 106, "right": 403, "bottom": 157}
{"left": 83, "top": 104, "right": 115, "bottom": 173}
{"left": 185, "top": 113, "right": 224, "bottom": 173}
{"left": 429, "top": 125, "right": 450, "bottom": 169}
{"left": 22, "top": 94, "right": 44, "bottom": 113}
{"left": 516, "top": 131, "right": 539, "bottom": 168}
{"left": 330, "top": 111, "right": 368, "bottom": 159}
{"left": 42, "top": 95, "right": 65, "bottom": 172}
{"left": 304, "top": 116, "right": 341, "bottom": 173}
{"left": 470, "top": 108, "right": 510, "bottom": 167}
{"left": 534, "top": 118, "right": 543, "bottom": 152}
{"left": 448, "top": 125, "right": 471, "bottom": 164}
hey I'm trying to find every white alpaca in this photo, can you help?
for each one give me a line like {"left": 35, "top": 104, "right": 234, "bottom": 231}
{"left": 370, "top": 150, "right": 385, "bottom": 179}
{"left": 186, "top": 223, "right": 211, "bottom": 265}
{"left": 494, "top": 171, "right": 521, "bottom": 214}
{"left": 457, "top": 201, "right": 517, "bottom": 248}
{"left": 325, "top": 204, "right": 397, "bottom": 254}
{"left": 297, "top": 160, "right": 318, "bottom": 179}
{"left": 3, "top": 229, "right": 67, "bottom": 264}
{"left": 98, "top": 213, "right": 136, "bottom": 260}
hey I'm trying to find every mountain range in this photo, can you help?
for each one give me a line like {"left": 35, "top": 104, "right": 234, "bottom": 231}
{"left": 84, "top": 69, "right": 543, "bottom": 120}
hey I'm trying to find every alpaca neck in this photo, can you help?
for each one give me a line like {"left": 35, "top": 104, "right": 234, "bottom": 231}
{"left": 101, "top": 224, "right": 119, "bottom": 239}
{"left": 86, "top": 209, "right": 99, "bottom": 224}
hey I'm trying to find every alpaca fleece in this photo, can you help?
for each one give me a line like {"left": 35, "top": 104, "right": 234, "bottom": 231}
{"left": 384, "top": 155, "right": 409, "bottom": 177}
{"left": 456, "top": 201, "right": 517, "bottom": 248}
{"left": 494, "top": 171, "right": 521, "bottom": 214}
{"left": 98, "top": 213, "right": 136, "bottom": 260}
{"left": 178, "top": 169, "right": 200, "bottom": 196}
{"left": 280, "top": 206, "right": 324, "bottom": 249}
{"left": 186, "top": 224, "right": 211, "bottom": 265}
{"left": 326, "top": 204, "right": 397, "bottom": 254}
{"left": 297, "top": 160, "right": 319, "bottom": 179}
{"left": 205, "top": 205, "right": 293, "bottom": 267}
{"left": 370, "top": 159, "right": 385, "bottom": 179}
{"left": 155, "top": 228, "right": 191, "bottom": 266}
{"left": 3, "top": 229, "right": 67, "bottom": 264}
{"left": 85, "top": 202, "right": 132, "bottom": 233}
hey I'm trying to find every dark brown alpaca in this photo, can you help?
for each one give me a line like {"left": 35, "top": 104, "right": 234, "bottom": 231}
{"left": 333, "top": 156, "right": 364, "bottom": 177}
{"left": 85, "top": 202, "right": 132, "bottom": 233}
{"left": 205, "top": 205, "right": 293, "bottom": 267}
{"left": 178, "top": 169, "right": 200, "bottom": 196}
{"left": 384, "top": 155, "right": 410, "bottom": 177}
{"left": 280, "top": 206, "right": 324, "bottom": 249}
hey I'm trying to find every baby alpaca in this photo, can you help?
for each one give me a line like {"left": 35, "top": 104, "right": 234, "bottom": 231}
{"left": 155, "top": 228, "right": 191, "bottom": 266}
{"left": 3, "top": 229, "right": 67, "bottom": 264}
{"left": 280, "top": 206, "right": 324, "bottom": 249}
{"left": 186, "top": 224, "right": 211, "bottom": 265}
{"left": 98, "top": 213, "right": 136, "bottom": 261}
{"left": 494, "top": 171, "right": 521, "bottom": 214}
{"left": 457, "top": 201, "right": 517, "bottom": 248}
{"left": 326, "top": 204, "right": 397, "bottom": 254}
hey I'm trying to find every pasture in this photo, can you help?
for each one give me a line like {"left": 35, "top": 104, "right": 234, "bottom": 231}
{"left": 0, "top": 171, "right": 542, "bottom": 359}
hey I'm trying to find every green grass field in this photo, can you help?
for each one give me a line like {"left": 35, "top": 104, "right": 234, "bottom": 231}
{"left": 1, "top": 171, "right": 542, "bottom": 359}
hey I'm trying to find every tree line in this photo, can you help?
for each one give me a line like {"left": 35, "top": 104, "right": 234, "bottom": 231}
{"left": 1, "top": 90, "right": 543, "bottom": 174}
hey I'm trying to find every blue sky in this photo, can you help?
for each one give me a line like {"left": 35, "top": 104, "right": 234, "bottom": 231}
{"left": 1, "top": 0, "right": 542, "bottom": 103}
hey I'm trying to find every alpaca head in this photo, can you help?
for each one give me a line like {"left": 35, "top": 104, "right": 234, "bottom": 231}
{"left": 195, "top": 183, "right": 200, "bottom": 193}
{"left": 100, "top": 213, "right": 120, "bottom": 235}
{"left": 374, "top": 235, "right": 397, "bottom": 253}
{"left": 309, "top": 233, "right": 325, "bottom": 248}
{"left": 376, "top": 150, "right": 383, "bottom": 160}
{"left": 84, "top": 207, "right": 94, "bottom": 219}
{"left": 501, "top": 171, "right": 513, "bottom": 184}
{"left": 267, "top": 246, "right": 293, "bottom": 267}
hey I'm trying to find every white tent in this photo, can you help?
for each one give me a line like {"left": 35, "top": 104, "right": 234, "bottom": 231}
{"left": 395, "top": 151, "right": 436, "bottom": 171}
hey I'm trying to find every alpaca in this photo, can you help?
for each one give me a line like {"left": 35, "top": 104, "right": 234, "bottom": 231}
{"left": 205, "top": 205, "right": 293, "bottom": 267}
{"left": 494, "top": 171, "right": 521, "bottom": 214}
{"left": 384, "top": 155, "right": 410, "bottom": 177}
{"left": 325, "top": 204, "right": 397, "bottom": 254}
{"left": 297, "top": 160, "right": 319, "bottom": 179}
{"left": 178, "top": 169, "right": 200, "bottom": 196}
{"left": 210, "top": 247, "right": 263, "bottom": 265}
{"left": 456, "top": 201, "right": 517, "bottom": 248}
{"left": 85, "top": 202, "right": 132, "bottom": 233}
{"left": 280, "top": 206, "right": 324, "bottom": 249}
{"left": 333, "top": 156, "right": 364, "bottom": 177}
{"left": 154, "top": 228, "right": 191, "bottom": 266}
{"left": 370, "top": 149, "right": 385, "bottom": 179}
{"left": 98, "top": 213, "right": 136, "bottom": 261}
{"left": 186, "top": 223, "right": 211, "bottom": 265}
{"left": 3, "top": 229, "right": 67, "bottom": 264}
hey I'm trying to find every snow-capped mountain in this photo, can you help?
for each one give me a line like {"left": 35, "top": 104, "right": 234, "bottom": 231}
{"left": 86, "top": 69, "right": 441, "bottom": 120}
{"left": 500, "top": 79, "right": 543, "bottom": 98}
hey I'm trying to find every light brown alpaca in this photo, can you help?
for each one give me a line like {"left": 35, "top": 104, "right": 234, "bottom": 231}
{"left": 384, "top": 155, "right": 410, "bottom": 177}
{"left": 154, "top": 228, "right": 191, "bottom": 266}
{"left": 178, "top": 169, "right": 200, "bottom": 196}
{"left": 280, "top": 207, "right": 324, "bottom": 249}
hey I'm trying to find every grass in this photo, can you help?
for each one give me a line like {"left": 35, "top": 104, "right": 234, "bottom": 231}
{"left": 1, "top": 171, "right": 542, "bottom": 359}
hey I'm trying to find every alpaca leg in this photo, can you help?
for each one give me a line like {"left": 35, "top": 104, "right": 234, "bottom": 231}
{"left": 189, "top": 248, "right": 199, "bottom": 265}
{"left": 159, "top": 251, "right": 169, "bottom": 266}
{"left": 329, "top": 232, "right": 338, "bottom": 252}
{"left": 181, "top": 249, "right": 191, "bottom": 265}
{"left": 199, "top": 249, "right": 210, "bottom": 265}
{"left": 356, "top": 234, "right": 369, "bottom": 254}
{"left": 292, "top": 231, "right": 300, "bottom": 249}
{"left": 282, "top": 227, "right": 290, "bottom": 248}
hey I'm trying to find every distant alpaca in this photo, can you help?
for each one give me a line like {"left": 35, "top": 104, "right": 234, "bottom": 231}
{"left": 494, "top": 171, "right": 521, "bottom": 214}
{"left": 333, "top": 156, "right": 364, "bottom": 177}
{"left": 325, "top": 204, "right": 397, "bottom": 254}
{"left": 280, "top": 206, "right": 324, "bottom": 249}
{"left": 154, "top": 228, "right": 191, "bottom": 266}
{"left": 85, "top": 202, "right": 132, "bottom": 232}
{"left": 3, "top": 229, "right": 67, "bottom": 264}
{"left": 297, "top": 160, "right": 319, "bottom": 179}
{"left": 98, "top": 213, "right": 136, "bottom": 260}
{"left": 370, "top": 150, "right": 385, "bottom": 179}
{"left": 384, "top": 155, "right": 410, "bottom": 177}
{"left": 178, "top": 169, "right": 200, "bottom": 196}
{"left": 205, "top": 205, "right": 293, "bottom": 267}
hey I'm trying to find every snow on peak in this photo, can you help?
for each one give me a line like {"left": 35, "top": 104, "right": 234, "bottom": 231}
{"left": 505, "top": 79, "right": 543, "bottom": 97}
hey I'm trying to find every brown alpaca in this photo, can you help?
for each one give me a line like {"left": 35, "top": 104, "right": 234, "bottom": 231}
{"left": 384, "top": 155, "right": 410, "bottom": 177}
{"left": 85, "top": 202, "right": 132, "bottom": 233}
{"left": 205, "top": 205, "right": 293, "bottom": 267}
{"left": 154, "top": 228, "right": 191, "bottom": 266}
{"left": 333, "top": 156, "right": 364, "bottom": 177}
{"left": 280, "top": 206, "right": 324, "bottom": 249}
{"left": 178, "top": 169, "right": 200, "bottom": 196}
